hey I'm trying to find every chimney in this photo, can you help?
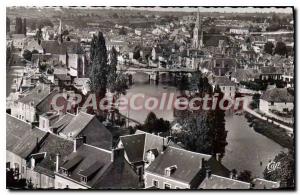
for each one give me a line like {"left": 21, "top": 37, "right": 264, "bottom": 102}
{"left": 56, "top": 153, "right": 60, "bottom": 172}
{"left": 111, "top": 147, "right": 125, "bottom": 162}
{"left": 73, "top": 136, "right": 86, "bottom": 152}
{"left": 206, "top": 169, "right": 212, "bottom": 179}
{"left": 229, "top": 171, "right": 233, "bottom": 179}
{"left": 30, "top": 158, "right": 35, "bottom": 170}
{"left": 216, "top": 153, "right": 221, "bottom": 162}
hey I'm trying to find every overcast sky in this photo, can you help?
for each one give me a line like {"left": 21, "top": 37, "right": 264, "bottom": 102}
{"left": 69, "top": 6, "right": 293, "bottom": 14}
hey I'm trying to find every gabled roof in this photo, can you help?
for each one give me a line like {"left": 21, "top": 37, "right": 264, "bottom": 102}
{"left": 11, "top": 127, "right": 48, "bottom": 159}
{"left": 145, "top": 146, "right": 212, "bottom": 184}
{"left": 34, "top": 134, "right": 74, "bottom": 177}
{"left": 18, "top": 84, "right": 53, "bottom": 107}
{"left": 260, "top": 66, "right": 283, "bottom": 75}
{"left": 120, "top": 130, "right": 182, "bottom": 164}
{"left": 51, "top": 113, "right": 75, "bottom": 133}
{"left": 58, "top": 144, "right": 112, "bottom": 187}
{"left": 260, "top": 88, "right": 294, "bottom": 103}
{"left": 120, "top": 134, "right": 145, "bottom": 163}
{"left": 198, "top": 174, "right": 251, "bottom": 189}
{"left": 6, "top": 114, "right": 31, "bottom": 151}
{"left": 59, "top": 112, "right": 95, "bottom": 137}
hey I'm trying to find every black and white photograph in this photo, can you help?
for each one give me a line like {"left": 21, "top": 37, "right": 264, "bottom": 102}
{"left": 5, "top": 5, "right": 295, "bottom": 190}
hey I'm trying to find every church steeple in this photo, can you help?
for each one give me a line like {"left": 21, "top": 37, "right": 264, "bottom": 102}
{"left": 192, "top": 8, "right": 203, "bottom": 49}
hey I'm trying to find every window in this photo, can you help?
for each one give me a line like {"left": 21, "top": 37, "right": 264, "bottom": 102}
{"left": 153, "top": 180, "right": 158, "bottom": 187}
{"left": 164, "top": 183, "right": 171, "bottom": 189}
{"left": 271, "top": 101, "right": 274, "bottom": 106}
{"left": 81, "top": 176, "right": 87, "bottom": 183}
{"left": 21, "top": 166, "right": 25, "bottom": 174}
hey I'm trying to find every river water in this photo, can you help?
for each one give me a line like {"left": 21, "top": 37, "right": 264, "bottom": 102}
{"left": 119, "top": 73, "right": 287, "bottom": 177}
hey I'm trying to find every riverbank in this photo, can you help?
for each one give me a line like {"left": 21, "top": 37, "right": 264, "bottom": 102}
{"left": 245, "top": 112, "right": 293, "bottom": 149}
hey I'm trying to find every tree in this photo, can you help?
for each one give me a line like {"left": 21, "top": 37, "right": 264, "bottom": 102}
{"left": 6, "top": 17, "right": 10, "bottom": 33}
{"left": 178, "top": 75, "right": 189, "bottom": 94}
{"left": 108, "top": 47, "right": 128, "bottom": 100}
{"left": 177, "top": 112, "right": 213, "bottom": 154}
{"left": 175, "top": 81, "right": 227, "bottom": 157}
{"left": 264, "top": 42, "right": 274, "bottom": 55}
{"left": 238, "top": 170, "right": 252, "bottom": 182}
{"left": 15, "top": 17, "right": 23, "bottom": 34}
{"left": 263, "top": 150, "right": 294, "bottom": 188}
{"left": 22, "top": 49, "right": 32, "bottom": 61}
{"left": 143, "top": 112, "right": 158, "bottom": 133}
{"left": 274, "top": 41, "right": 287, "bottom": 56}
{"left": 89, "top": 32, "right": 109, "bottom": 98}
{"left": 119, "top": 27, "right": 127, "bottom": 35}
{"left": 207, "top": 85, "right": 227, "bottom": 157}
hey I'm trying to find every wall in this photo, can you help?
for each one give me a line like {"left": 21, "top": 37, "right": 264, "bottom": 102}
{"left": 144, "top": 172, "right": 190, "bottom": 189}
{"left": 54, "top": 174, "right": 87, "bottom": 189}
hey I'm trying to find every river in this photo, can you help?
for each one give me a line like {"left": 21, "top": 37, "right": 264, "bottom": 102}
{"left": 119, "top": 73, "right": 287, "bottom": 177}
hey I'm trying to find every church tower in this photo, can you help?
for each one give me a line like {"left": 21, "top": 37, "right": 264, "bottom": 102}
{"left": 192, "top": 8, "right": 203, "bottom": 49}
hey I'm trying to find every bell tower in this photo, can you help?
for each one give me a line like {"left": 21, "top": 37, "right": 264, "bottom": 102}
{"left": 192, "top": 8, "right": 203, "bottom": 49}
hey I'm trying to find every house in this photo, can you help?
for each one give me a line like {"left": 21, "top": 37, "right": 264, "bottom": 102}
{"left": 117, "top": 130, "right": 181, "bottom": 180}
{"left": 144, "top": 146, "right": 229, "bottom": 189}
{"left": 73, "top": 78, "right": 91, "bottom": 95}
{"left": 198, "top": 174, "right": 251, "bottom": 189}
{"left": 229, "top": 27, "right": 249, "bottom": 35}
{"left": 50, "top": 111, "right": 113, "bottom": 150}
{"left": 6, "top": 114, "right": 48, "bottom": 182}
{"left": 11, "top": 84, "right": 59, "bottom": 123}
{"left": 54, "top": 143, "right": 140, "bottom": 189}
{"left": 11, "top": 34, "right": 26, "bottom": 49}
{"left": 211, "top": 76, "right": 236, "bottom": 97}
{"left": 24, "top": 39, "right": 43, "bottom": 53}
{"left": 230, "top": 69, "right": 259, "bottom": 83}
{"left": 211, "top": 57, "right": 237, "bottom": 76}
{"left": 259, "top": 88, "right": 294, "bottom": 114}
{"left": 27, "top": 133, "right": 74, "bottom": 189}
{"left": 259, "top": 66, "right": 283, "bottom": 81}
{"left": 40, "top": 40, "right": 86, "bottom": 77}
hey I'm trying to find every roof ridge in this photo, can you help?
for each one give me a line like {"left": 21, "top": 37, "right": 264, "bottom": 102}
{"left": 168, "top": 146, "right": 212, "bottom": 157}
{"left": 83, "top": 143, "right": 112, "bottom": 154}
{"left": 211, "top": 174, "right": 251, "bottom": 185}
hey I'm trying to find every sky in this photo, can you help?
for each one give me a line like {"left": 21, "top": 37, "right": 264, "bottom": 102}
{"left": 68, "top": 6, "right": 294, "bottom": 14}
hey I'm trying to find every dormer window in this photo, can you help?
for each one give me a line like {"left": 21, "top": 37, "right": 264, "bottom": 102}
{"left": 81, "top": 176, "right": 87, "bottom": 183}
{"left": 164, "top": 165, "right": 177, "bottom": 176}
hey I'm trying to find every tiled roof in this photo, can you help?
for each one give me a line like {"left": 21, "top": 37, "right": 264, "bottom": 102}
{"left": 145, "top": 146, "right": 212, "bottom": 184}
{"left": 52, "top": 113, "right": 75, "bottom": 133}
{"left": 260, "top": 88, "right": 294, "bottom": 103}
{"left": 120, "top": 130, "right": 182, "bottom": 164}
{"left": 6, "top": 114, "right": 31, "bottom": 151}
{"left": 260, "top": 66, "right": 283, "bottom": 75}
{"left": 59, "top": 112, "right": 95, "bottom": 137}
{"left": 12, "top": 127, "right": 48, "bottom": 159}
{"left": 120, "top": 134, "right": 145, "bottom": 163}
{"left": 18, "top": 84, "right": 52, "bottom": 107}
{"left": 34, "top": 134, "right": 74, "bottom": 177}
{"left": 58, "top": 144, "right": 112, "bottom": 187}
{"left": 198, "top": 174, "right": 251, "bottom": 189}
